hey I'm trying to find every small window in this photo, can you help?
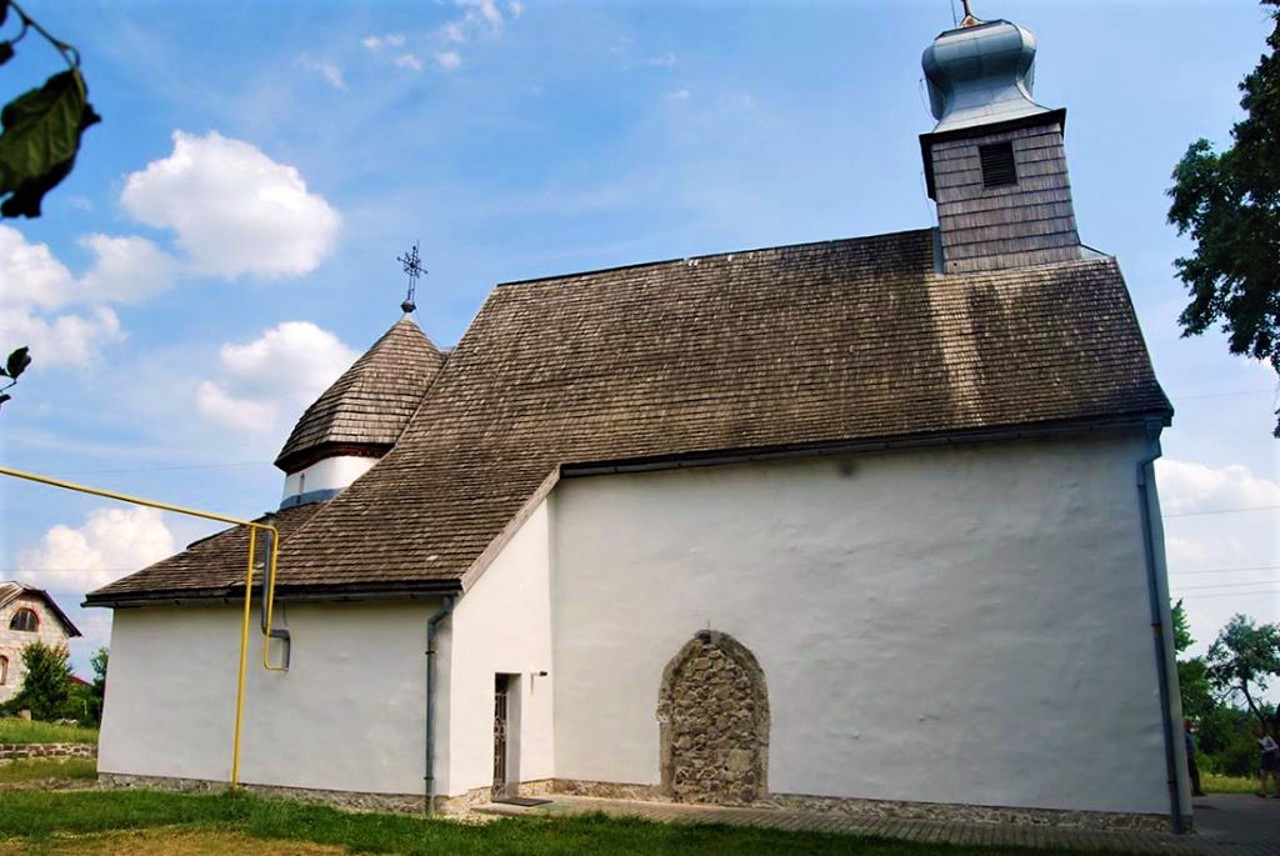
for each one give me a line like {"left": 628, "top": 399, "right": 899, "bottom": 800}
{"left": 0, "top": 655, "right": 8, "bottom": 685}
{"left": 979, "top": 142, "right": 1018, "bottom": 188}
{"left": 9, "top": 608, "right": 38, "bottom": 632}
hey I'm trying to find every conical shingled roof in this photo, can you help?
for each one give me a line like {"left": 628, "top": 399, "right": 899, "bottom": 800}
{"left": 274, "top": 317, "right": 446, "bottom": 473}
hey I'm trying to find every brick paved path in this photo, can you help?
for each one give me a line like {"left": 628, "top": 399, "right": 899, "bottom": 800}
{"left": 477, "top": 793, "right": 1278, "bottom": 855}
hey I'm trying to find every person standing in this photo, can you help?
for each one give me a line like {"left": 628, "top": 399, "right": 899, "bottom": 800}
{"left": 1184, "top": 719, "right": 1206, "bottom": 797}
{"left": 1256, "top": 722, "right": 1279, "bottom": 798}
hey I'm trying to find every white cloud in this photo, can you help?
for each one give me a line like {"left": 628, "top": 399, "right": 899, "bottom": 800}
{"left": 444, "top": 0, "right": 505, "bottom": 45}
{"left": 362, "top": 34, "right": 406, "bottom": 52}
{"left": 297, "top": 54, "right": 348, "bottom": 91}
{"left": 18, "top": 507, "right": 176, "bottom": 594}
{"left": 0, "top": 224, "right": 75, "bottom": 310}
{"left": 1, "top": 305, "right": 123, "bottom": 368}
{"left": 0, "top": 226, "right": 126, "bottom": 367}
{"left": 395, "top": 53, "right": 424, "bottom": 72}
{"left": 435, "top": 51, "right": 462, "bottom": 71}
{"left": 667, "top": 88, "right": 691, "bottom": 102}
{"left": 195, "top": 380, "right": 279, "bottom": 433}
{"left": 508, "top": 1, "right": 525, "bottom": 18}
{"left": 121, "top": 131, "right": 341, "bottom": 279}
{"left": 1156, "top": 459, "right": 1280, "bottom": 515}
{"left": 459, "top": 0, "right": 503, "bottom": 29}
{"left": 78, "top": 234, "right": 179, "bottom": 303}
{"left": 197, "top": 321, "right": 358, "bottom": 433}
{"left": 642, "top": 52, "right": 678, "bottom": 68}
{"left": 441, "top": 21, "right": 466, "bottom": 42}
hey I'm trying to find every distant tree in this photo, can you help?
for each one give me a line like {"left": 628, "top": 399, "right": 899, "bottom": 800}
{"left": 1172, "top": 600, "right": 1215, "bottom": 723}
{"left": 88, "top": 646, "right": 107, "bottom": 723}
{"left": 1205, "top": 614, "right": 1280, "bottom": 733}
{"left": 8, "top": 641, "right": 71, "bottom": 721}
{"left": 1167, "top": 0, "right": 1280, "bottom": 436}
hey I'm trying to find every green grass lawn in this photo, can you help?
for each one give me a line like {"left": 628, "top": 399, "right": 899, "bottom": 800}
{"left": 0, "top": 719, "right": 98, "bottom": 745}
{"left": 1201, "top": 771, "right": 1262, "bottom": 794}
{"left": 0, "top": 790, "right": 1144, "bottom": 856}
{"left": 0, "top": 758, "right": 97, "bottom": 785}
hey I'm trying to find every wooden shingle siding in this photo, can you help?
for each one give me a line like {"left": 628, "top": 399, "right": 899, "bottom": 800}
{"left": 88, "top": 229, "right": 1170, "bottom": 603}
{"left": 931, "top": 120, "right": 1082, "bottom": 274}
{"left": 941, "top": 201, "right": 1075, "bottom": 230}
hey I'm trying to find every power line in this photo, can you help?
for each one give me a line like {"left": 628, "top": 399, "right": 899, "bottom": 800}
{"left": 1164, "top": 505, "right": 1280, "bottom": 518}
{"left": 1170, "top": 566, "right": 1280, "bottom": 577}
{"left": 38, "top": 461, "right": 273, "bottom": 477}
{"left": 1170, "top": 389, "right": 1276, "bottom": 401}
{"left": 1172, "top": 579, "right": 1280, "bottom": 592}
{"left": 0, "top": 568, "right": 158, "bottom": 574}
{"left": 1176, "top": 589, "right": 1280, "bottom": 601}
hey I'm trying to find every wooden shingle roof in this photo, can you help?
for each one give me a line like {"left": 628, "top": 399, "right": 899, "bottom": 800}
{"left": 274, "top": 317, "right": 445, "bottom": 474}
{"left": 87, "top": 228, "right": 1171, "bottom": 605}
{"left": 85, "top": 503, "right": 326, "bottom": 604}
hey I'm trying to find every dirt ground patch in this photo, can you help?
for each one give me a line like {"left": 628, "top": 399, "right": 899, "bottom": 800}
{"left": 0, "top": 828, "right": 351, "bottom": 855}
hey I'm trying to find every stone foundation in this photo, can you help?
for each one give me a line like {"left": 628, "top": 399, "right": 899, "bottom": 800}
{"left": 0, "top": 742, "right": 97, "bottom": 763}
{"left": 99, "top": 773, "right": 427, "bottom": 814}
{"left": 94, "top": 771, "right": 1172, "bottom": 831}
{"left": 546, "top": 778, "right": 1169, "bottom": 831}
{"left": 545, "top": 778, "right": 665, "bottom": 801}
{"left": 764, "top": 792, "right": 1171, "bottom": 832}
{"left": 98, "top": 773, "right": 525, "bottom": 816}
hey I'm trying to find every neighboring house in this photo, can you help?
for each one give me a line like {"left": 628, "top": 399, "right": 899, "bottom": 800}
{"left": 86, "top": 14, "right": 1191, "bottom": 832}
{"left": 0, "top": 582, "right": 82, "bottom": 705}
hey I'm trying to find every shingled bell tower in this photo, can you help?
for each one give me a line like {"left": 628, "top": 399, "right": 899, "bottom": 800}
{"left": 920, "top": 9, "right": 1083, "bottom": 275}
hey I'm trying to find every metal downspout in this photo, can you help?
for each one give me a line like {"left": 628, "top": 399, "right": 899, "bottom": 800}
{"left": 1136, "top": 427, "right": 1186, "bottom": 834}
{"left": 425, "top": 595, "right": 455, "bottom": 815}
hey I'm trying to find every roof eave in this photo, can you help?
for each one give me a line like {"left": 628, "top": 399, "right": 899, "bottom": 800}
{"left": 561, "top": 410, "right": 1171, "bottom": 477}
{"left": 83, "top": 579, "right": 463, "bottom": 610}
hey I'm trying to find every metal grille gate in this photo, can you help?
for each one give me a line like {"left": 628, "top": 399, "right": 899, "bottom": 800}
{"left": 493, "top": 675, "right": 509, "bottom": 798}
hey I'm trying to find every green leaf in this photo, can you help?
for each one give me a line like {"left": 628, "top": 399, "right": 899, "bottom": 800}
{"left": 0, "top": 43, "right": 12, "bottom": 67}
{"left": 5, "top": 346, "right": 30, "bottom": 380}
{"left": 0, "top": 71, "right": 101, "bottom": 219}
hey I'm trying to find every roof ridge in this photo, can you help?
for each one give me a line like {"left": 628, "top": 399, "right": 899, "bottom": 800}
{"left": 496, "top": 227, "right": 936, "bottom": 289}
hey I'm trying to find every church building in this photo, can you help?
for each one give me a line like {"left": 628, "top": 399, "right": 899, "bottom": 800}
{"left": 87, "top": 11, "right": 1191, "bottom": 831}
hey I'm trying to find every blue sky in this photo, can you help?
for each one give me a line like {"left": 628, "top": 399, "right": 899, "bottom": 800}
{"left": 1, "top": 0, "right": 1277, "bottom": 678}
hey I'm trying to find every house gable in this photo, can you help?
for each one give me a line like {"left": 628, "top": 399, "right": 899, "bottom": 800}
{"left": 0, "top": 583, "right": 81, "bottom": 703}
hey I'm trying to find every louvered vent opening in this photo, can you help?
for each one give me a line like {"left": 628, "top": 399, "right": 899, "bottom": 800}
{"left": 979, "top": 142, "right": 1018, "bottom": 188}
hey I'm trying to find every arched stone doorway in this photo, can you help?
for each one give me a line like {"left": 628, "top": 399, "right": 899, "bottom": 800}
{"left": 656, "top": 630, "right": 769, "bottom": 804}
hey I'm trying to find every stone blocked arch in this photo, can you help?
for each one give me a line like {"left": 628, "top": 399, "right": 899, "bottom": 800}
{"left": 657, "top": 630, "right": 769, "bottom": 804}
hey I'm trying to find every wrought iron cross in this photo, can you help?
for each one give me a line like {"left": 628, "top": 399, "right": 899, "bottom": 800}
{"left": 397, "top": 243, "right": 426, "bottom": 314}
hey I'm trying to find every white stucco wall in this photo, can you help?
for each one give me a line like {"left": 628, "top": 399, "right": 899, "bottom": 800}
{"left": 550, "top": 432, "right": 1172, "bottom": 815}
{"left": 281, "top": 456, "right": 378, "bottom": 503}
{"left": 99, "top": 600, "right": 435, "bottom": 795}
{"left": 438, "top": 500, "right": 554, "bottom": 796}
{"left": 0, "top": 593, "right": 76, "bottom": 704}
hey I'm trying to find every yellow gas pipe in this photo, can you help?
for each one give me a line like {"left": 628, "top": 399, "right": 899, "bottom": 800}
{"left": 0, "top": 465, "right": 282, "bottom": 790}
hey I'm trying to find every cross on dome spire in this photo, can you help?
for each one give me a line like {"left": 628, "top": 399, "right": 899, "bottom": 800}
{"left": 397, "top": 243, "right": 426, "bottom": 314}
